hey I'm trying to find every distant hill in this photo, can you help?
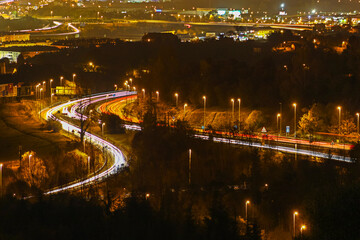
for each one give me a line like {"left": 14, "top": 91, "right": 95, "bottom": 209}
{"left": 0, "top": 16, "right": 51, "bottom": 32}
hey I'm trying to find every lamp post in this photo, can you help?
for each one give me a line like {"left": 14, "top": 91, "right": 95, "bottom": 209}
{"left": 35, "top": 84, "right": 39, "bottom": 100}
{"left": 238, "top": 98, "right": 241, "bottom": 129}
{"left": 43, "top": 81, "right": 46, "bottom": 92}
{"left": 129, "top": 78, "right": 133, "bottom": 88}
{"left": 203, "top": 96, "right": 206, "bottom": 130}
{"left": 60, "top": 76, "right": 64, "bottom": 86}
{"left": 50, "top": 78, "right": 53, "bottom": 96}
{"left": 300, "top": 225, "right": 306, "bottom": 238}
{"left": 184, "top": 103, "right": 187, "bottom": 117}
{"left": 114, "top": 84, "right": 117, "bottom": 90}
{"left": 72, "top": 73, "right": 76, "bottom": 82}
{"left": 156, "top": 91, "right": 159, "bottom": 102}
{"left": 293, "top": 211, "right": 298, "bottom": 239}
{"left": 51, "top": 93, "right": 54, "bottom": 104}
{"left": 277, "top": 113, "right": 281, "bottom": 135}
{"left": 293, "top": 103, "right": 297, "bottom": 138}
{"left": 245, "top": 200, "right": 250, "bottom": 221}
{"left": 356, "top": 113, "right": 359, "bottom": 135}
{"left": 102, "top": 123, "right": 105, "bottom": 136}
{"left": 0, "top": 163, "right": 3, "bottom": 197}
{"left": 231, "top": 98, "right": 234, "bottom": 125}
{"left": 175, "top": 93, "right": 179, "bottom": 107}
{"left": 40, "top": 88, "right": 43, "bottom": 100}
{"left": 337, "top": 106, "right": 341, "bottom": 135}
{"left": 142, "top": 89, "right": 145, "bottom": 99}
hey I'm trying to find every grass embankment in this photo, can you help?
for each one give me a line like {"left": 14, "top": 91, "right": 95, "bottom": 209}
{"left": 0, "top": 100, "right": 71, "bottom": 162}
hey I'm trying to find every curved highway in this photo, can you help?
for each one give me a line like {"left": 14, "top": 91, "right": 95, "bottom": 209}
{"left": 40, "top": 90, "right": 352, "bottom": 195}
{"left": 43, "top": 91, "right": 135, "bottom": 194}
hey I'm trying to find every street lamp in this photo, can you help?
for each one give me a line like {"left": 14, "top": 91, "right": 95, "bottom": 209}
{"left": 293, "top": 211, "right": 299, "bottom": 238}
{"left": 114, "top": 84, "right": 117, "bottom": 90}
{"left": 175, "top": 93, "right": 179, "bottom": 107}
{"left": 51, "top": 93, "right": 54, "bottom": 104}
{"left": 300, "top": 225, "right": 306, "bottom": 237}
{"left": 277, "top": 113, "right": 281, "bottom": 135}
{"left": 50, "top": 79, "right": 53, "bottom": 96}
{"left": 0, "top": 163, "right": 2, "bottom": 196}
{"left": 102, "top": 123, "right": 105, "bottom": 136}
{"left": 35, "top": 84, "right": 40, "bottom": 100}
{"left": 156, "top": 91, "right": 159, "bottom": 102}
{"left": 245, "top": 200, "right": 250, "bottom": 220}
{"left": 40, "top": 88, "right": 43, "bottom": 99}
{"left": 72, "top": 73, "right": 76, "bottom": 82}
{"left": 60, "top": 76, "right": 64, "bottom": 86}
{"left": 238, "top": 98, "right": 241, "bottom": 129}
{"left": 184, "top": 103, "right": 188, "bottom": 117}
{"left": 43, "top": 81, "right": 46, "bottom": 92}
{"left": 129, "top": 78, "right": 133, "bottom": 89}
{"left": 231, "top": 98, "right": 234, "bottom": 124}
{"left": 203, "top": 96, "right": 206, "bottom": 130}
{"left": 337, "top": 106, "right": 341, "bottom": 135}
{"left": 142, "top": 89, "right": 145, "bottom": 99}
{"left": 356, "top": 113, "right": 359, "bottom": 135}
{"left": 293, "top": 103, "right": 297, "bottom": 138}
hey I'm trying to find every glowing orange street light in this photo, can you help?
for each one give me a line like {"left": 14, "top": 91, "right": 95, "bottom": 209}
{"left": 356, "top": 113, "right": 359, "bottom": 135}
{"left": 300, "top": 225, "right": 306, "bottom": 235}
{"left": 277, "top": 113, "right": 281, "bottom": 135}
{"left": 237, "top": 98, "right": 241, "bottom": 129}
{"left": 293, "top": 211, "right": 299, "bottom": 238}
{"left": 184, "top": 103, "right": 188, "bottom": 116}
{"left": 72, "top": 73, "right": 76, "bottom": 82}
{"left": 293, "top": 103, "right": 297, "bottom": 138}
{"left": 156, "top": 91, "right": 159, "bottom": 102}
{"left": 231, "top": 98, "right": 235, "bottom": 124}
{"left": 142, "top": 89, "right": 145, "bottom": 98}
{"left": 203, "top": 96, "right": 206, "bottom": 130}
{"left": 245, "top": 200, "right": 250, "bottom": 220}
{"left": 337, "top": 106, "right": 341, "bottom": 135}
{"left": 175, "top": 93, "right": 179, "bottom": 107}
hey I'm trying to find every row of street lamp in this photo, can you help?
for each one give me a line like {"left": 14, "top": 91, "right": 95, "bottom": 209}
{"left": 139, "top": 90, "right": 360, "bottom": 136}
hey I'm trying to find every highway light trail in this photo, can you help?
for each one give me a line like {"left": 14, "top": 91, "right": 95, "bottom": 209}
{"left": 44, "top": 91, "right": 134, "bottom": 194}
{"left": 99, "top": 96, "right": 352, "bottom": 163}
{"left": 43, "top": 90, "right": 352, "bottom": 195}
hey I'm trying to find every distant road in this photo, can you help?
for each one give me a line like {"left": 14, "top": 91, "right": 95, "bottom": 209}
{"left": 78, "top": 19, "right": 313, "bottom": 31}
{"left": 96, "top": 95, "right": 352, "bottom": 163}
